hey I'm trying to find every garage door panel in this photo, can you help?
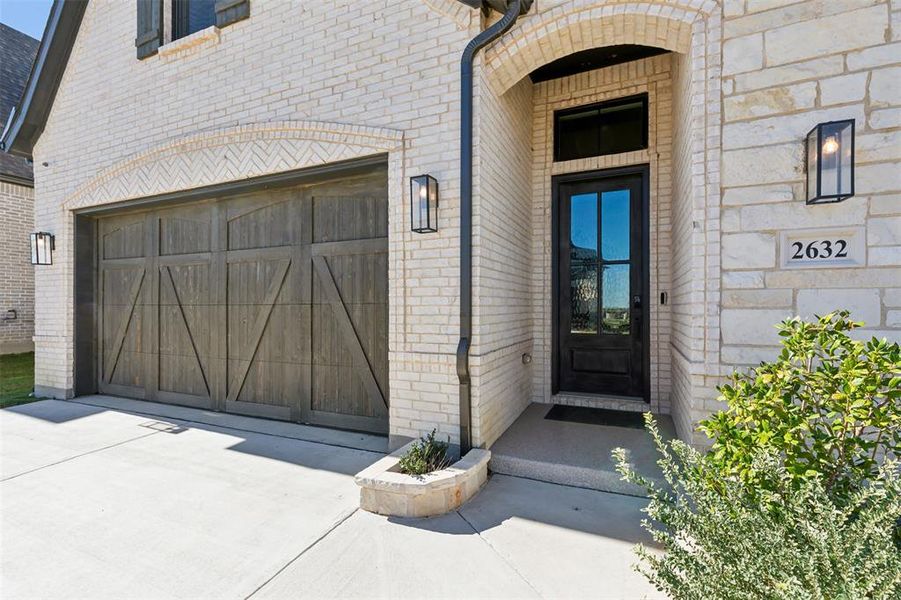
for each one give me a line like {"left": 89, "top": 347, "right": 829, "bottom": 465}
{"left": 101, "top": 217, "right": 145, "bottom": 260}
{"left": 322, "top": 253, "right": 388, "bottom": 391}
{"left": 227, "top": 192, "right": 302, "bottom": 251}
{"left": 233, "top": 359, "right": 307, "bottom": 412}
{"left": 312, "top": 365, "right": 372, "bottom": 416}
{"left": 159, "top": 207, "right": 212, "bottom": 256}
{"left": 310, "top": 254, "right": 387, "bottom": 423}
{"left": 158, "top": 354, "right": 209, "bottom": 397}
{"left": 312, "top": 194, "right": 388, "bottom": 243}
{"left": 225, "top": 257, "right": 301, "bottom": 413}
{"left": 100, "top": 267, "right": 147, "bottom": 392}
{"left": 157, "top": 263, "right": 213, "bottom": 401}
{"left": 251, "top": 304, "right": 309, "bottom": 364}
{"left": 95, "top": 165, "right": 388, "bottom": 434}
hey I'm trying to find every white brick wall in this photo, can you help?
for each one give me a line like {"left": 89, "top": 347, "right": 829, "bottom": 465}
{"left": 33, "top": 0, "right": 479, "bottom": 444}
{"left": 0, "top": 181, "right": 35, "bottom": 354}
{"left": 28, "top": 0, "right": 901, "bottom": 449}
{"left": 470, "top": 68, "right": 535, "bottom": 448}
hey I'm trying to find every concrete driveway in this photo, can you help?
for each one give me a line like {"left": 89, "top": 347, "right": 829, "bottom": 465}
{"left": 1, "top": 398, "right": 662, "bottom": 599}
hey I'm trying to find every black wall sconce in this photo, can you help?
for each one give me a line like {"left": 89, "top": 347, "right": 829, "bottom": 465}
{"left": 806, "top": 119, "right": 855, "bottom": 205}
{"left": 410, "top": 174, "right": 438, "bottom": 233}
{"left": 30, "top": 232, "right": 55, "bottom": 265}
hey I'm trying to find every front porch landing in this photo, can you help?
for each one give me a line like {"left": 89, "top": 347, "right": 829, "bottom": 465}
{"left": 489, "top": 403, "right": 674, "bottom": 495}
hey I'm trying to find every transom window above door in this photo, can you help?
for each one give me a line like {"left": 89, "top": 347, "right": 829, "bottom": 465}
{"left": 554, "top": 94, "right": 649, "bottom": 162}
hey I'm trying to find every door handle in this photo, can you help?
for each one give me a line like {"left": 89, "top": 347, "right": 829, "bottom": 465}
{"left": 632, "top": 295, "right": 642, "bottom": 309}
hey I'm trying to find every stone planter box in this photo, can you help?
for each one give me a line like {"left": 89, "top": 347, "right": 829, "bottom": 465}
{"left": 355, "top": 442, "right": 490, "bottom": 518}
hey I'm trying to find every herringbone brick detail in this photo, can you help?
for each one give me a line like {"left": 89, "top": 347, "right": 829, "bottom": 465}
{"left": 65, "top": 121, "right": 404, "bottom": 210}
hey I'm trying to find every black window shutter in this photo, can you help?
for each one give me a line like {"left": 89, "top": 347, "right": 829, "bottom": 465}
{"left": 135, "top": 0, "right": 163, "bottom": 59}
{"left": 215, "top": 0, "right": 250, "bottom": 28}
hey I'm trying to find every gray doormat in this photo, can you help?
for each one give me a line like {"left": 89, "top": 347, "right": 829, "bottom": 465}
{"left": 544, "top": 404, "right": 646, "bottom": 429}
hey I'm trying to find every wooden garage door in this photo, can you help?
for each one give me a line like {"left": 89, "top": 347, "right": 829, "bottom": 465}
{"left": 97, "top": 168, "right": 389, "bottom": 433}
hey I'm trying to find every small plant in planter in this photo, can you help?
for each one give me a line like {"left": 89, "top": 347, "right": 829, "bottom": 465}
{"left": 398, "top": 429, "right": 452, "bottom": 476}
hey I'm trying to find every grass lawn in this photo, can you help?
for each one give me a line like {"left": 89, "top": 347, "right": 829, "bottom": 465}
{"left": 0, "top": 352, "right": 38, "bottom": 409}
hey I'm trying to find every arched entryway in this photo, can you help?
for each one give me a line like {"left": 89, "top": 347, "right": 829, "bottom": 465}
{"left": 469, "top": 0, "right": 723, "bottom": 449}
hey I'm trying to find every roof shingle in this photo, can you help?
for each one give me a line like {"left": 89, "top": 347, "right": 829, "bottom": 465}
{"left": 0, "top": 23, "right": 40, "bottom": 183}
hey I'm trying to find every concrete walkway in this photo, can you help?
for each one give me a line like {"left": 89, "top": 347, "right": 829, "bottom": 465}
{"left": 1, "top": 399, "right": 662, "bottom": 599}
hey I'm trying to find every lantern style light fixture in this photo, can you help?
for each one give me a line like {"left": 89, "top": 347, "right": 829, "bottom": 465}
{"left": 806, "top": 119, "right": 855, "bottom": 205}
{"left": 30, "top": 232, "right": 55, "bottom": 265}
{"left": 410, "top": 174, "right": 438, "bottom": 233}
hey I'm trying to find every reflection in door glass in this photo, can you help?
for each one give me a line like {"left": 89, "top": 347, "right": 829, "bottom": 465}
{"left": 570, "top": 193, "right": 598, "bottom": 261}
{"left": 602, "top": 264, "right": 630, "bottom": 334}
{"left": 571, "top": 263, "right": 597, "bottom": 334}
{"left": 601, "top": 189, "right": 630, "bottom": 261}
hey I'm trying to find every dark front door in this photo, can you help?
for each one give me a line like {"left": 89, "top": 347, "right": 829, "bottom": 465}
{"left": 555, "top": 168, "right": 648, "bottom": 399}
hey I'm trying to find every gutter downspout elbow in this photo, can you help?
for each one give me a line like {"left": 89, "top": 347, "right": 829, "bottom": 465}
{"left": 456, "top": 0, "right": 525, "bottom": 456}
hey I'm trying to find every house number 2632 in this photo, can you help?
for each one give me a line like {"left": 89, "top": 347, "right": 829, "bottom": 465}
{"left": 790, "top": 239, "right": 848, "bottom": 261}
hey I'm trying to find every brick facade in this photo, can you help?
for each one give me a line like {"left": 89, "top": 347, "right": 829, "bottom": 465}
{"left": 0, "top": 181, "right": 34, "bottom": 354}
{"left": 28, "top": 0, "right": 900, "bottom": 448}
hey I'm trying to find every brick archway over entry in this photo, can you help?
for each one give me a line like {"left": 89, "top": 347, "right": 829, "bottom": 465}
{"left": 483, "top": 0, "right": 719, "bottom": 96}
{"left": 474, "top": 0, "right": 725, "bottom": 445}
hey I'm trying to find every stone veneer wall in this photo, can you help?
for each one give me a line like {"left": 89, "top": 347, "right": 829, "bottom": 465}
{"left": 718, "top": 0, "right": 901, "bottom": 377}
{"left": 529, "top": 54, "right": 674, "bottom": 414}
{"left": 0, "top": 181, "right": 35, "bottom": 354}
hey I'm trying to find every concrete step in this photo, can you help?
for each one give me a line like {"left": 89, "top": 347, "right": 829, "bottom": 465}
{"left": 487, "top": 402, "right": 674, "bottom": 496}
{"left": 488, "top": 453, "right": 650, "bottom": 496}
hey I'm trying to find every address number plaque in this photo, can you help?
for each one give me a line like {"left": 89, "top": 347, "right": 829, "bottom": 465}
{"left": 780, "top": 227, "right": 865, "bottom": 269}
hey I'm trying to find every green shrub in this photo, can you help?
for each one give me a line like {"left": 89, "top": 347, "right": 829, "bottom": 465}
{"left": 615, "top": 415, "right": 901, "bottom": 600}
{"left": 398, "top": 429, "right": 451, "bottom": 476}
{"left": 701, "top": 311, "right": 900, "bottom": 500}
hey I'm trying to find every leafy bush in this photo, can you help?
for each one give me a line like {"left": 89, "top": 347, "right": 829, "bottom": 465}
{"left": 701, "top": 311, "right": 900, "bottom": 500}
{"left": 398, "top": 429, "right": 451, "bottom": 476}
{"left": 614, "top": 416, "right": 901, "bottom": 600}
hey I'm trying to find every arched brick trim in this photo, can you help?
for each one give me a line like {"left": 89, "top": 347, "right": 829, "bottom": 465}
{"left": 64, "top": 121, "right": 404, "bottom": 211}
{"left": 422, "top": 0, "right": 473, "bottom": 29}
{"left": 477, "top": 0, "right": 724, "bottom": 443}
{"left": 484, "top": 1, "right": 717, "bottom": 95}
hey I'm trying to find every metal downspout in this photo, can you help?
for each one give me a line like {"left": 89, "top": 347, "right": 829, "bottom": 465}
{"left": 456, "top": 0, "right": 523, "bottom": 456}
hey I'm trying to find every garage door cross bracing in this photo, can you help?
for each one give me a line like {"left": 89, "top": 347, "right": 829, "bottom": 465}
{"left": 96, "top": 168, "right": 389, "bottom": 434}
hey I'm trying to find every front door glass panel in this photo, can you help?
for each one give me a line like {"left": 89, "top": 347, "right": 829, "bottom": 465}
{"left": 601, "top": 190, "right": 630, "bottom": 261}
{"left": 570, "top": 193, "right": 599, "bottom": 333}
{"left": 602, "top": 263, "right": 630, "bottom": 334}
{"left": 600, "top": 189, "right": 631, "bottom": 334}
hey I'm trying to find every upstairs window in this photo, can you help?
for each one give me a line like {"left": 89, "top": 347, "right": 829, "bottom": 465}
{"left": 173, "top": 0, "right": 217, "bottom": 40}
{"left": 136, "top": 0, "right": 250, "bottom": 59}
{"left": 554, "top": 94, "right": 649, "bottom": 162}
